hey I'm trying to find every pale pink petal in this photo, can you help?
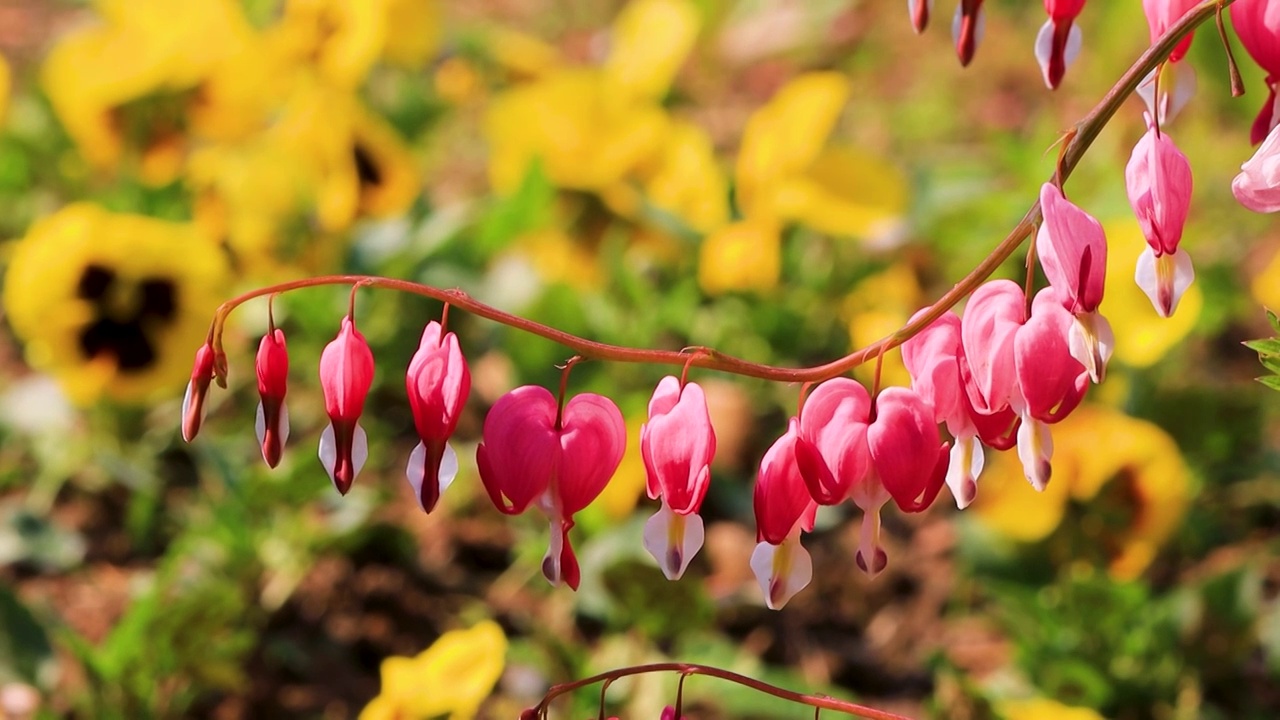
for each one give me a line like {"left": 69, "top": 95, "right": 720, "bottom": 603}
{"left": 855, "top": 508, "right": 888, "bottom": 577}
{"left": 1035, "top": 18, "right": 1082, "bottom": 89}
{"left": 1068, "top": 311, "right": 1114, "bottom": 384}
{"left": 642, "top": 379, "right": 715, "bottom": 513}
{"left": 1038, "top": 183, "right": 1107, "bottom": 313}
{"left": 643, "top": 502, "right": 705, "bottom": 580}
{"left": 961, "top": 280, "right": 1025, "bottom": 414}
{"left": 407, "top": 441, "right": 458, "bottom": 510}
{"left": 1135, "top": 245, "right": 1196, "bottom": 318}
{"left": 945, "top": 433, "right": 984, "bottom": 509}
{"left": 750, "top": 535, "right": 812, "bottom": 610}
{"left": 1233, "top": 121, "right": 1280, "bottom": 212}
{"left": 1016, "top": 413, "right": 1054, "bottom": 491}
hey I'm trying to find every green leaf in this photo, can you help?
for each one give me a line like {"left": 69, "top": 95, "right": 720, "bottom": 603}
{"left": 1242, "top": 337, "right": 1280, "bottom": 355}
{"left": 0, "top": 585, "right": 55, "bottom": 687}
{"left": 1267, "top": 308, "right": 1280, "bottom": 335}
{"left": 1255, "top": 375, "right": 1280, "bottom": 392}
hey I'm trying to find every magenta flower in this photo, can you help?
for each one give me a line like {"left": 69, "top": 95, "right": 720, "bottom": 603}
{"left": 750, "top": 420, "right": 816, "bottom": 609}
{"left": 255, "top": 328, "right": 290, "bottom": 469}
{"left": 953, "top": 0, "right": 986, "bottom": 66}
{"left": 793, "top": 378, "right": 872, "bottom": 506}
{"left": 181, "top": 341, "right": 217, "bottom": 442}
{"left": 1231, "top": 0, "right": 1280, "bottom": 144}
{"left": 405, "top": 321, "right": 471, "bottom": 513}
{"left": 319, "top": 316, "right": 375, "bottom": 494}
{"left": 1037, "top": 182, "right": 1114, "bottom": 382}
{"left": 902, "top": 310, "right": 986, "bottom": 508}
{"left": 1125, "top": 122, "right": 1195, "bottom": 317}
{"left": 640, "top": 376, "right": 716, "bottom": 580}
{"left": 477, "top": 385, "right": 625, "bottom": 590}
{"left": 1035, "top": 0, "right": 1086, "bottom": 89}
{"left": 1233, "top": 122, "right": 1280, "bottom": 213}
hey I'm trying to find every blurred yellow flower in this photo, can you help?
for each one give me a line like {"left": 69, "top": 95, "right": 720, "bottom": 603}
{"left": 484, "top": 0, "right": 699, "bottom": 195}
{"left": 505, "top": 229, "right": 602, "bottom": 291}
{"left": 641, "top": 120, "right": 730, "bottom": 234}
{"left": 382, "top": 0, "right": 441, "bottom": 68}
{"left": 0, "top": 53, "right": 10, "bottom": 124}
{"left": 972, "top": 405, "right": 1190, "bottom": 579}
{"left": 589, "top": 417, "right": 649, "bottom": 521}
{"left": 3, "top": 204, "right": 228, "bottom": 405}
{"left": 998, "top": 697, "right": 1106, "bottom": 720}
{"left": 698, "top": 218, "right": 781, "bottom": 294}
{"left": 359, "top": 620, "right": 507, "bottom": 720}
{"left": 271, "top": 0, "right": 387, "bottom": 89}
{"left": 41, "top": 0, "right": 258, "bottom": 178}
{"left": 1099, "top": 219, "right": 1201, "bottom": 368}
{"left": 1250, "top": 245, "right": 1280, "bottom": 312}
{"left": 735, "top": 73, "right": 907, "bottom": 244}
{"left": 843, "top": 263, "right": 922, "bottom": 388}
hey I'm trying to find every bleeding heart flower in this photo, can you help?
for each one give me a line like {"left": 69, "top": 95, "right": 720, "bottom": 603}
{"left": 952, "top": 0, "right": 986, "bottom": 66}
{"left": 255, "top": 328, "right": 290, "bottom": 468}
{"left": 641, "top": 376, "right": 716, "bottom": 580}
{"left": 1233, "top": 121, "right": 1280, "bottom": 213}
{"left": 1035, "top": 0, "right": 1086, "bottom": 89}
{"left": 1126, "top": 121, "right": 1195, "bottom": 317}
{"left": 907, "top": 0, "right": 933, "bottom": 32}
{"left": 1037, "top": 183, "right": 1114, "bottom": 382}
{"left": 477, "top": 385, "right": 625, "bottom": 590}
{"left": 405, "top": 321, "right": 470, "bottom": 513}
{"left": 750, "top": 420, "right": 816, "bottom": 609}
{"left": 793, "top": 378, "right": 872, "bottom": 506}
{"left": 319, "top": 315, "right": 375, "bottom": 494}
{"left": 961, "top": 279, "right": 1026, "bottom": 415}
{"left": 867, "top": 387, "right": 949, "bottom": 515}
{"left": 1230, "top": 0, "right": 1280, "bottom": 144}
{"left": 181, "top": 341, "right": 217, "bottom": 442}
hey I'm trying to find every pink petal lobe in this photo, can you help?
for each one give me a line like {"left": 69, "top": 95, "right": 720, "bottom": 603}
{"left": 961, "top": 280, "right": 1025, "bottom": 414}
{"left": 754, "top": 420, "right": 816, "bottom": 546}
{"left": 476, "top": 386, "right": 559, "bottom": 514}
{"left": 795, "top": 378, "right": 871, "bottom": 505}
{"left": 642, "top": 378, "right": 716, "bottom": 514}
{"left": 556, "top": 393, "right": 626, "bottom": 515}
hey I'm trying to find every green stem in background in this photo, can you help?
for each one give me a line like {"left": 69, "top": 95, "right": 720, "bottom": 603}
{"left": 205, "top": 0, "right": 1233, "bottom": 388}
{"left": 525, "top": 662, "right": 911, "bottom": 720}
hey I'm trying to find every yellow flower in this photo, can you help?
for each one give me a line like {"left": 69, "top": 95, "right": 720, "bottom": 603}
{"left": 1099, "top": 219, "right": 1201, "bottom": 368}
{"left": 359, "top": 620, "right": 507, "bottom": 720}
{"left": 382, "top": 0, "right": 441, "bottom": 68}
{"left": 270, "top": 0, "right": 387, "bottom": 89}
{"left": 972, "top": 405, "right": 1190, "bottom": 580}
{"left": 640, "top": 120, "right": 730, "bottom": 234}
{"left": 698, "top": 218, "right": 782, "bottom": 294}
{"left": 505, "top": 228, "right": 602, "bottom": 291}
{"left": 3, "top": 204, "right": 228, "bottom": 405}
{"left": 735, "top": 73, "right": 907, "bottom": 243}
{"left": 1250, "top": 245, "right": 1280, "bottom": 312}
{"left": 41, "top": 0, "right": 257, "bottom": 177}
{"left": 0, "top": 53, "right": 10, "bottom": 124}
{"left": 484, "top": 0, "right": 699, "bottom": 195}
{"left": 997, "top": 698, "right": 1106, "bottom": 720}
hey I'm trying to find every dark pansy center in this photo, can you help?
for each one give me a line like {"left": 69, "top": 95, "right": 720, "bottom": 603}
{"left": 75, "top": 263, "right": 178, "bottom": 372}
{"left": 353, "top": 143, "right": 383, "bottom": 188}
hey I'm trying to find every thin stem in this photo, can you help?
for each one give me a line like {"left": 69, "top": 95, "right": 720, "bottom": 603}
{"left": 554, "top": 356, "right": 582, "bottom": 431}
{"left": 204, "top": 0, "right": 1231, "bottom": 389}
{"left": 531, "top": 663, "right": 911, "bottom": 720}
{"left": 1215, "top": 0, "right": 1246, "bottom": 97}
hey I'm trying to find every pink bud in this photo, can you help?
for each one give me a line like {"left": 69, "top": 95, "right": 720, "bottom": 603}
{"left": 867, "top": 387, "right": 949, "bottom": 514}
{"left": 750, "top": 420, "right": 815, "bottom": 609}
{"left": 640, "top": 376, "right": 716, "bottom": 580}
{"left": 1233, "top": 122, "right": 1280, "bottom": 213}
{"left": 1231, "top": 0, "right": 1280, "bottom": 143}
{"left": 1126, "top": 123, "right": 1195, "bottom": 317}
{"left": 952, "top": 0, "right": 985, "bottom": 67}
{"left": 793, "top": 378, "right": 871, "bottom": 506}
{"left": 255, "top": 329, "right": 290, "bottom": 468}
{"left": 318, "top": 316, "right": 375, "bottom": 494}
{"left": 405, "top": 321, "right": 471, "bottom": 513}
{"left": 181, "top": 342, "right": 217, "bottom": 442}
{"left": 1035, "top": 0, "right": 1086, "bottom": 89}
{"left": 476, "top": 385, "right": 625, "bottom": 590}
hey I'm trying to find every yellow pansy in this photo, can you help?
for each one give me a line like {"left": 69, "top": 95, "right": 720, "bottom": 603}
{"left": 735, "top": 73, "right": 907, "bottom": 243}
{"left": 1099, "top": 219, "right": 1201, "bottom": 368}
{"left": 998, "top": 697, "right": 1106, "bottom": 720}
{"left": 972, "top": 405, "right": 1190, "bottom": 579}
{"left": 484, "top": 0, "right": 699, "bottom": 195}
{"left": 359, "top": 620, "right": 507, "bottom": 720}
{"left": 698, "top": 218, "right": 782, "bottom": 294}
{"left": 3, "top": 204, "right": 228, "bottom": 405}
{"left": 843, "top": 263, "right": 923, "bottom": 389}
{"left": 41, "top": 0, "right": 257, "bottom": 176}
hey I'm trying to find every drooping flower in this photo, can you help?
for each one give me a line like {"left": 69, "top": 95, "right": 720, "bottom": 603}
{"left": 1230, "top": 0, "right": 1280, "bottom": 144}
{"left": 255, "top": 326, "right": 290, "bottom": 468}
{"left": 960, "top": 279, "right": 1026, "bottom": 416}
{"left": 1138, "top": 0, "right": 1201, "bottom": 124}
{"left": 750, "top": 420, "right": 816, "bottom": 609}
{"left": 3, "top": 203, "right": 228, "bottom": 405}
{"left": 902, "top": 310, "right": 986, "bottom": 508}
{"left": 793, "top": 378, "right": 872, "bottom": 506}
{"left": 952, "top": 0, "right": 986, "bottom": 67}
{"left": 477, "top": 386, "right": 625, "bottom": 590}
{"left": 405, "top": 321, "right": 471, "bottom": 513}
{"left": 641, "top": 376, "right": 716, "bottom": 580}
{"left": 318, "top": 315, "right": 376, "bottom": 494}
{"left": 181, "top": 342, "right": 218, "bottom": 442}
{"left": 359, "top": 620, "right": 507, "bottom": 720}
{"left": 1037, "top": 182, "right": 1114, "bottom": 381}
{"left": 1035, "top": 0, "right": 1086, "bottom": 89}
{"left": 1125, "top": 121, "right": 1195, "bottom": 317}
{"left": 1232, "top": 121, "right": 1280, "bottom": 213}
{"left": 907, "top": 0, "right": 933, "bottom": 33}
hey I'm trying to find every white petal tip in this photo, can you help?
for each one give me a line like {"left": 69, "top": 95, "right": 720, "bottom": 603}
{"left": 643, "top": 506, "right": 705, "bottom": 581}
{"left": 750, "top": 540, "right": 812, "bottom": 610}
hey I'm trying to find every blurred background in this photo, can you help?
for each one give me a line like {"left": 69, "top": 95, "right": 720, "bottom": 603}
{"left": 0, "top": 0, "right": 1277, "bottom": 718}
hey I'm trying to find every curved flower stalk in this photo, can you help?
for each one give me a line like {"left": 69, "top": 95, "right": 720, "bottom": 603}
{"left": 1037, "top": 182, "right": 1114, "bottom": 381}
{"left": 751, "top": 420, "right": 817, "bottom": 609}
{"left": 477, "top": 386, "right": 625, "bottom": 590}
{"left": 405, "top": 321, "right": 471, "bottom": 513}
{"left": 641, "top": 376, "right": 716, "bottom": 581}
{"left": 1036, "top": 0, "right": 1086, "bottom": 89}
{"left": 1125, "top": 120, "right": 1195, "bottom": 317}
{"left": 319, "top": 314, "right": 376, "bottom": 494}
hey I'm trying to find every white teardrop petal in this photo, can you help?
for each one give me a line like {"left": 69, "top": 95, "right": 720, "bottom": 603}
{"left": 406, "top": 441, "right": 427, "bottom": 499}
{"left": 1034, "top": 20, "right": 1054, "bottom": 88}
{"left": 255, "top": 401, "right": 266, "bottom": 452}
{"left": 438, "top": 442, "right": 459, "bottom": 495}
{"left": 319, "top": 423, "right": 338, "bottom": 487}
{"left": 946, "top": 434, "right": 984, "bottom": 509}
{"left": 750, "top": 538, "right": 812, "bottom": 610}
{"left": 350, "top": 423, "right": 369, "bottom": 480}
{"left": 1016, "top": 414, "right": 1054, "bottom": 491}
